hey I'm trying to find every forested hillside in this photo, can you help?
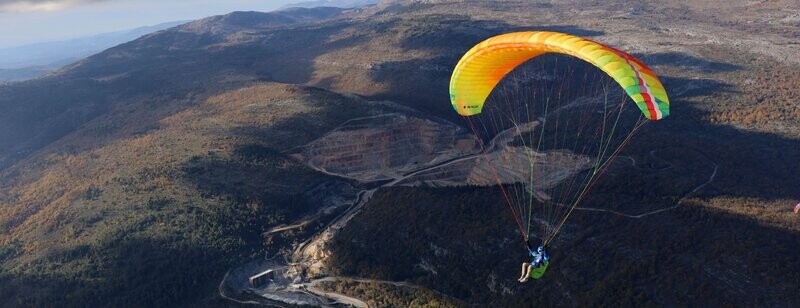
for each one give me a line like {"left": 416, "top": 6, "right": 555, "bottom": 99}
{"left": 0, "top": 0, "right": 798, "bottom": 306}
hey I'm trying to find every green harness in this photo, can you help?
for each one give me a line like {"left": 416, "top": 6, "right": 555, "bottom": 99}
{"left": 529, "top": 261, "right": 549, "bottom": 279}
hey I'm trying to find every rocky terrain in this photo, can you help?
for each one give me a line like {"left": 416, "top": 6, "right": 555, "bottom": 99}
{"left": 0, "top": 0, "right": 798, "bottom": 307}
{"left": 294, "top": 112, "right": 478, "bottom": 182}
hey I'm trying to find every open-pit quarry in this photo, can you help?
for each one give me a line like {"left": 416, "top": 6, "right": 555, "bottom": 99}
{"left": 219, "top": 106, "right": 598, "bottom": 306}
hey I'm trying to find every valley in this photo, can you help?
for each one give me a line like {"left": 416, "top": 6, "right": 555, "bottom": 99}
{"left": 218, "top": 97, "right": 721, "bottom": 306}
{"left": 0, "top": 1, "right": 798, "bottom": 307}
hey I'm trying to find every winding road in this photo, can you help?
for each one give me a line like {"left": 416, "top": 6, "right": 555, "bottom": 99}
{"left": 224, "top": 116, "right": 720, "bottom": 307}
{"left": 303, "top": 277, "right": 419, "bottom": 308}
{"left": 574, "top": 149, "right": 718, "bottom": 218}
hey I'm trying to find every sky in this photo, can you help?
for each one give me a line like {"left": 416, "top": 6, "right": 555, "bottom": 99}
{"left": 0, "top": 0, "right": 299, "bottom": 48}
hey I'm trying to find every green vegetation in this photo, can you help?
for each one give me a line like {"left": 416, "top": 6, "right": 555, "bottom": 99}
{"left": 0, "top": 83, "right": 377, "bottom": 306}
{"left": 0, "top": 1, "right": 798, "bottom": 306}
{"left": 327, "top": 172, "right": 800, "bottom": 306}
{"left": 317, "top": 279, "right": 461, "bottom": 307}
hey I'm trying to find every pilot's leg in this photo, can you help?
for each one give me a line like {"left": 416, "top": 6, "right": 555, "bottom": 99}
{"left": 519, "top": 263, "right": 531, "bottom": 282}
{"left": 518, "top": 263, "right": 528, "bottom": 281}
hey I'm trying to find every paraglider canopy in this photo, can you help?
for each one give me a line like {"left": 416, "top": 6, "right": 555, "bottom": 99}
{"left": 448, "top": 31, "right": 671, "bottom": 246}
{"left": 450, "top": 31, "right": 670, "bottom": 120}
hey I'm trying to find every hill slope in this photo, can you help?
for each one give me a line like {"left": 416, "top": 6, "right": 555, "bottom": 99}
{"left": 0, "top": 0, "right": 798, "bottom": 306}
{"left": 0, "top": 21, "right": 187, "bottom": 70}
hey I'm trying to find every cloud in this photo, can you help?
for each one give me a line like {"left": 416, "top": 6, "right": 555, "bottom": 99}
{"left": 0, "top": 0, "right": 107, "bottom": 13}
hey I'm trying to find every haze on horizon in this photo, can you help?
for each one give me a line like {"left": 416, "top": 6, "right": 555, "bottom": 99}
{"left": 0, "top": 0, "right": 301, "bottom": 48}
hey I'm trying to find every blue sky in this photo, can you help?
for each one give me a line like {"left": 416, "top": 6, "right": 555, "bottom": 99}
{"left": 0, "top": 0, "right": 299, "bottom": 48}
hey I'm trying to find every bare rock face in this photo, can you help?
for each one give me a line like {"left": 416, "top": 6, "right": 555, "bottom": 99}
{"left": 297, "top": 112, "right": 593, "bottom": 193}
{"left": 294, "top": 113, "right": 479, "bottom": 182}
{"left": 398, "top": 121, "right": 594, "bottom": 191}
{"left": 475, "top": 148, "right": 593, "bottom": 190}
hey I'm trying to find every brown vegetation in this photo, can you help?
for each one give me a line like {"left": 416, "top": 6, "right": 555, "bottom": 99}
{"left": 316, "top": 279, "right": 460, "bottom": 307}
{"left": 0, "top": 83, "right": 379, "bottom": 306}
{"left": 0, "top": 0, "right": 798, "bottom": 306}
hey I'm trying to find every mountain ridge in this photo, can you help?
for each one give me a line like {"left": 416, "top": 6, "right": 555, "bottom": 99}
{"left": 280, "top": 0, "right": 381, "bottom": 10}
{"left": 0, "top": 1, "right": 798, "bottom": 306}
{"left": 0, "top": 21, "right": 189, "bottom": 84}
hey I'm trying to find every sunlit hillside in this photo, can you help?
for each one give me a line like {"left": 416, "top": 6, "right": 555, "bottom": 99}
{"left": 0, "top": 0, "right": 798, "bottom": 306}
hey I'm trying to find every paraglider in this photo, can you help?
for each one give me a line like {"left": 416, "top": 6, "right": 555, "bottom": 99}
{"left": 450, "top": 31, "right": 669, "bottom": 120}
{"left": 449, "top": 31, "right": 670, "bottom": 279}
{"left": 518, "top": 242, "right": 549, "bottom": 282}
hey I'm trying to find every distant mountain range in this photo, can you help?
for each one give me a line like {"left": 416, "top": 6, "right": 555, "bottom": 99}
{"left": 281, "top": 0, "right": 380, "bottom": 9}
{"left": 0, "top": 66, "right": 51, "bottom": 84}
{"left": 0, "top": 21, "right": 186, "bottom": 82}
{"left": 0, "top": 1, "right": 798, "bottom": 307}
{"left": 0, "top": 1, "right": 381, "bottom": 83}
